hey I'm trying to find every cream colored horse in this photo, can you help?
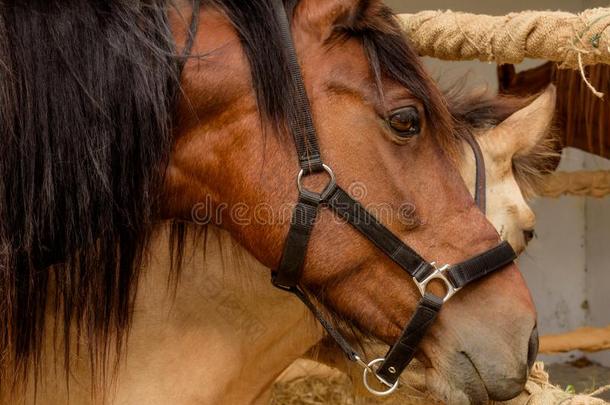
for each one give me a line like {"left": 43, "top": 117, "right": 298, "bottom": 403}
{"left": 458, "top": 87, "right": 556, "bottom": 255}
{"left": 9, "top": 87, "right": 555, "bottom": 405}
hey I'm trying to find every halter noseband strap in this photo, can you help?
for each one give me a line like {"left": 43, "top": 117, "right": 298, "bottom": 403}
{"left": 270, "top": 0, "right": 516, "bottom": 395}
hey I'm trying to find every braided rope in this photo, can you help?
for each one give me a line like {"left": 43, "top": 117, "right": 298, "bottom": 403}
{"left": 398, "top": 8, "right": 610, "bottom": 69}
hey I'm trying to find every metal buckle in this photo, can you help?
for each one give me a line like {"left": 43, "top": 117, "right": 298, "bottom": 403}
{"left": 360, "top": 357, "right": 400, "bottom": 397}
{"left": 413, "top": 263, "right": 460, "bottom": 303}
{"left": 297, "top": 164, "right": 336, "bottom": 201}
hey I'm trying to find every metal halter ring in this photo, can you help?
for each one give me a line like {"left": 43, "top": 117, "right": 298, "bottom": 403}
{"left": 297, "top": 164, "right": 336, "bottom": 201}
{"left": 362, "top": 358, "right": 400, "bottom": 397}
{"left": 413, "top": 263, "right": 461, "bottom": 303}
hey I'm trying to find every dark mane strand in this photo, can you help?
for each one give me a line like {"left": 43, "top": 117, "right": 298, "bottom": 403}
{"left": 210, "top": 0, "right": 299, "bottom": 131}
{"left": 0, "top": 0, "right": 183, "bottom": 390}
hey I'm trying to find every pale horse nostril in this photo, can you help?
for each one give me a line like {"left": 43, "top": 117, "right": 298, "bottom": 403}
{"left": 523, "top": 229, "right": 535, "bottom": 243}
{"left": 527, "top": 325, "right": 539, "bottom": 370}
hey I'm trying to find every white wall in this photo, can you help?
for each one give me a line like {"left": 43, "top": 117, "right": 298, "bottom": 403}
{"left": 520, "top": 149, "right": 588, "bottom": 337}
{"left": 522, "top": 149, "right": 610, "bottom": 367}
{"left": 387, "top": 0, "right": 610, "bottom": 366}
{"left": 584, "top": 153, "right": 610, "bottom": 365}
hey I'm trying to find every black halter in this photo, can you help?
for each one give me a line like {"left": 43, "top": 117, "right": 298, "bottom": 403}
{"left": 269, "top": 0, "right": 515, "bottom": 396}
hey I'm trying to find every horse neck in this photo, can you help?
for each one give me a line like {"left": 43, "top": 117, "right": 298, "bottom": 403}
{"left": 14, "top": 225, "right": 323, "bottom": 405}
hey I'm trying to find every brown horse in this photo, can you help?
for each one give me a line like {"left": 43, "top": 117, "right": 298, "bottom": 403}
{"left": 165, "top": 3, "right": 537, "bottom": 401}
{"left": 1, "top": 1, "right": 538, "bottom": 404}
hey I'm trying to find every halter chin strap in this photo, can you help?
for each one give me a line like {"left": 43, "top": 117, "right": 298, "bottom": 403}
{"left": 270, "top": 0, "right": 516, "bottom": 395}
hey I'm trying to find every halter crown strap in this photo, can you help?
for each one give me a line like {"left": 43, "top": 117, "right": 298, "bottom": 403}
{"left": 272, "top": 0, "right": 323, "bottom": 174}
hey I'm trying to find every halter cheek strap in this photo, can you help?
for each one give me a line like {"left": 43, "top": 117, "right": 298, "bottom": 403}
{"left": 463, "top": 131, "right": 487, "bottom": 214}
{"left": 270, "top": 0, "right": 516, "bottom": 395}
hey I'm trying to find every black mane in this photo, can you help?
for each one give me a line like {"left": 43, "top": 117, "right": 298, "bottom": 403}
{"left": 0, "top": 0, "right": 180, "bottom": 385}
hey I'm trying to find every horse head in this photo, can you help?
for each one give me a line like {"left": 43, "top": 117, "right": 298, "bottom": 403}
{"left": 164, "top": 1, "right": 538, "bottom": 402}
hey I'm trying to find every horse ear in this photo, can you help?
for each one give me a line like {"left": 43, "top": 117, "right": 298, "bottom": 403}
{"left": 296, "top": 0, "right": 381, "bottom": 42}
{"left": 489, "top": 85, "right": 556, "bottom": 158}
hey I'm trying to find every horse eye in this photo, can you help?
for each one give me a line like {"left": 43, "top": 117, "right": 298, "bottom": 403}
{"left": 388, "top": 107, "right": 421, "bottom": 137}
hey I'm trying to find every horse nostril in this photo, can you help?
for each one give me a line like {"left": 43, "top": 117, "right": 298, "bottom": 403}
{"left": 523, "top": 229, "right": 535, "bottom": 243}
{"left": 527, "top": 325, "right": 539, "bottom": 370}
